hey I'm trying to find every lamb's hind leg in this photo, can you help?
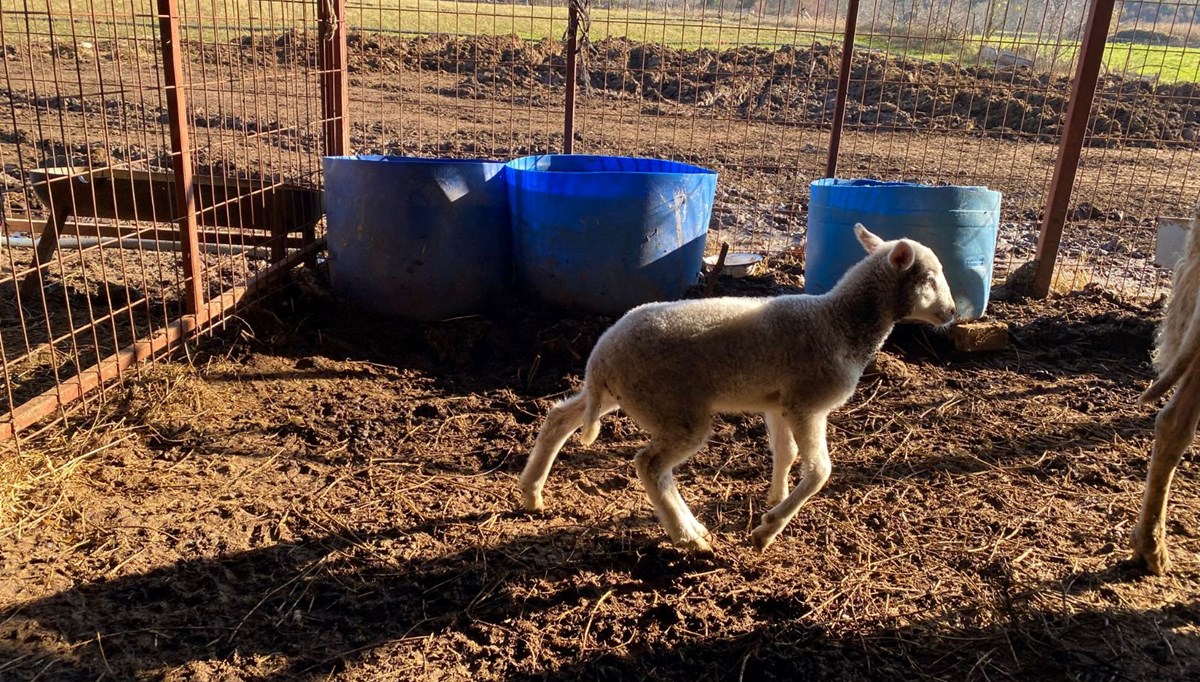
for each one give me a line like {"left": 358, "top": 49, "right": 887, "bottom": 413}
{"left": 1133, "top": 356, "right": 1200, "bottom": 574}
{"left": 752, "top": 411, "right": 831, "bottom": 551}
{"left": 766, "top": 410, "right": 798, "bottom": 507}
{"left": 519, "top": 392, "right": 616, "bottom": 512}
{"left": 634, "top": 420, "right": 713, "bottom": 554}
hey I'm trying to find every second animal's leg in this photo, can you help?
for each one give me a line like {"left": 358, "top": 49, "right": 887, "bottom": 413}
{"left": 519, "top": 392, "right": 616, "bottom": 511}
{"left": 1132, "top": 357, "right": 1200, "bottom": 574}
{"left": 634, "top": 420, "right": 713, "bottom": 553}
{"left": 752, "top": 411, "right": 831, "bottom": 551}
{"left": 766, "top": 410, "right": 798, "bottom": 507}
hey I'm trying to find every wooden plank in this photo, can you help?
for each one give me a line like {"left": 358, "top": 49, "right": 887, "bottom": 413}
{"left": 2, "top": 218, "right": 310, "bottom": 249}
{"left": 26, "top": 168, "right": 322, "bottom": 233}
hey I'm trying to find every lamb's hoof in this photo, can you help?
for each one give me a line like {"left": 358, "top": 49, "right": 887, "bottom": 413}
{"left": 518, "top": 490, "right": 545, "bottom": 514}
{"left": 1131, "top": 528, "right": 1171, "bottom": 575}
{"left": 675, "top": 535, "right": 714, "bottom": 556}
{"left": 750, "top": 524, "right": 778, "bottom": 552}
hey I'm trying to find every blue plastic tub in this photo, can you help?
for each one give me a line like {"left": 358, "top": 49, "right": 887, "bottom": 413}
{"left": 322, "top": 155, "right": 511, "bottom": 321}
{"left": 507, "top": 154, "right": 718, "bottom": 316}
{"left": 806, "top": 178, "right": 1002, "bottom": 320}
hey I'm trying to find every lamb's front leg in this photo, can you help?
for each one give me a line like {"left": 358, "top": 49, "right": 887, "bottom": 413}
{"left": 765, "top": 410, "right": 798, "bottom": 506}
{"left": 752, "top": 411, "right": 831, "bottom": 551}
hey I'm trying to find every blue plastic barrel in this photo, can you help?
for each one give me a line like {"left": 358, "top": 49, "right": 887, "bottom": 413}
{"left": 806, "top": 178, "right": 1001, "bottom": 320}
{"left": 322, "top": 155, "right": 511, "bottom": 321}
{"left": 507, "top": 154, "right": 718, "bottom": 316}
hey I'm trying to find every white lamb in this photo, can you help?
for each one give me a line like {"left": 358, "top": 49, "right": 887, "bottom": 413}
{"left": 1133, "top": 196, "right": 1200, "bottom": 574}
{"left": 518, "top": 224, "right": 958, "bottom": 554}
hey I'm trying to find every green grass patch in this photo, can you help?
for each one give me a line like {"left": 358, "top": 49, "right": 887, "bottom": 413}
{"left": 861, "top": 29, "right": 1200, "bottom": 83}
{"left": 345, "top": 0, "right": 843, "bottom": 47}
{"left": 2, "top": 0, "right": 1198, "bottom": 83}
{"left": 0, "top": 0, "right": 839, "bottom": 48}
{"left": 1103, "top": 42, "right": 1200, "bottom": 82}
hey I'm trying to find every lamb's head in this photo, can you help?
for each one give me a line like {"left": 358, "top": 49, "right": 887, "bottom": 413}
{"left": 854, "top": 223, "right": 957, "bottom": 327}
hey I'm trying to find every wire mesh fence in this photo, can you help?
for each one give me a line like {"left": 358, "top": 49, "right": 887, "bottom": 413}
{"left": 340, "top": 0, "right": 1200, "bottom": 293}
{"left": 2, "top": 0, "right": 1200, "bottom": 445}
{"left": 1061, "top": 1, "right": 1200, "bottom": 298}
{"left": 0, "top": 0, "right": 327, "bottom": 447}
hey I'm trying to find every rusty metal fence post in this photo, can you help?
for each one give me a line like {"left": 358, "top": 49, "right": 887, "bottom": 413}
{"left": 825, "top": 0, "right": 860, "bottom": 179}
{"left": 320, "top": 0, "right": 351, "bottom": 157}
{"left": 318, "top": 0, "right": 348, "bottom": 268}
{"left": 1031, "top": 0, "right": 1117, "bottom": 298}
{"left": 157, "top": 0, "right": 205, "bottom": 317}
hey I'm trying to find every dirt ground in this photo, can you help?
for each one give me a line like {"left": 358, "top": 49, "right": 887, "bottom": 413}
{"left": 3, "top": 32, "right": 1200, "bottom": 680}
{"left": 3, "top": 262, "right": 1200, "bottom": 681}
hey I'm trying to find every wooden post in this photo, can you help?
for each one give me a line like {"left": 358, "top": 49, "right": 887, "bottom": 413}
{"left": 157, "top": 0, "right": 205, "bottom": 316}
{"left": 1031, "top": 0, "right": 1116, "bottom": 298}
{"left": 319, "top": 0, "right": 349, "bottom": 268}
{"left": 19, "top": 201, "right": 71, "bottom": 300}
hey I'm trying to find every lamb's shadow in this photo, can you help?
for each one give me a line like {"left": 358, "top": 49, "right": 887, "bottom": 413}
{"left": 530, "top": 561, "right": 1200, "bottom": 681}
{"left": 0, "top": 519, "right": 711, "bottom": 680}
{"left": 5, "top": 499, "right": 1197, "bottom": 679}
{"left": 229, "top": 283, "right": 614, "bottom": 397}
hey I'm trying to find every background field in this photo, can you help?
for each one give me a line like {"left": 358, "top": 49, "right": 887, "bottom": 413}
{"left": 4, "top": 0, "right": 1200, "bottom": 81}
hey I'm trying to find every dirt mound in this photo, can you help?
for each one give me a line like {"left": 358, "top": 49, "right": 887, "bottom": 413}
{"left": 10, "top": 30, "right": 1197, "bottom": 148}
{"left": 1111, "top": 28, "right": 1184, "bottom": 46}
{"left": 341, "top": 33, "right": 1200, "bottom": 149}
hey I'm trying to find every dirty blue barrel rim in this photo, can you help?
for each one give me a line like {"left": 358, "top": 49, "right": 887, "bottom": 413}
{"left": 814, "top": 177, "right": 994, "bottom": 191}
{"left": 507, "top": 154, "right": 718, "bottom": 176}
{"left": 806, "top": 177, "right": 1001, "bottom": 320}
{"left": 324, "top": 154, "right": 508, "bottom": 164}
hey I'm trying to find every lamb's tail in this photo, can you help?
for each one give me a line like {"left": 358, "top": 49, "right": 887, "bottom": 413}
{"left": 1142, "top": 358, "right": 1187, "bottom": 405}
{"left": 578, "top": 381, "right": 606, "bottom": 446}
{"left": 1142, "top": 311, "right": 1200, "bottom": 405}
{"left": 1142, "top": 197, "right": 1200, "bottom": 406}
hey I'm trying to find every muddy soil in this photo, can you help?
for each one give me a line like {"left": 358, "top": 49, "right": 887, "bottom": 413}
{"left": 2, "top": 262, "right": 1200, "bottom": 680}
{"left": 3, "top": 36, "right": 1200, "bottom": 679}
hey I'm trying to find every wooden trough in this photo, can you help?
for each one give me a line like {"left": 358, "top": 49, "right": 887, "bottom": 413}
{"left": 10, "top": 166, "right": 323, "bottom": 294}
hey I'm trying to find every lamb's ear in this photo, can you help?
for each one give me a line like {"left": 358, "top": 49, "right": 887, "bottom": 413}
{"left": 855, "top": 223, "right": 884, "bottom": 253}
{"left": 889, "top": 240, "right": 915, "bottom": 271}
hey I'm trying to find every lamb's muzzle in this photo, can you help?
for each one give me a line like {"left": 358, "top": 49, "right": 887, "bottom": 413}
{"left": 518, "top": 222, "right": 957, "bottom": 554}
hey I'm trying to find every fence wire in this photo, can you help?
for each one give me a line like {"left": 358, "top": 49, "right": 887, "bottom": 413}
{"left": 0, "top": 0, "right": 326, "bottom": 448}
